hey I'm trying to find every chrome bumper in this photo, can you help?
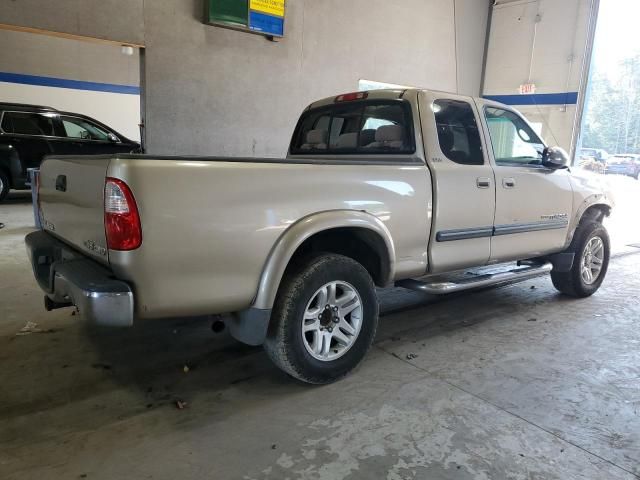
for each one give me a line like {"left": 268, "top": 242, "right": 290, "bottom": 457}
{"left": 25, "top": 230, "right": 134, "bottom": 327}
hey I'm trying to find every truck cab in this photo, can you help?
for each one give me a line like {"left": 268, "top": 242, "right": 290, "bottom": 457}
{"left": 288, "top": 89, "right": 605, "bottom": 274}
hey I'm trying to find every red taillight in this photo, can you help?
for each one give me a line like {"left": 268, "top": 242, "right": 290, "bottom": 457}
{"left": 104, "top": 177, "right": 142, "bottom": 251}
{"left": 335, "top": 91, "right": 368, "bottom": 102}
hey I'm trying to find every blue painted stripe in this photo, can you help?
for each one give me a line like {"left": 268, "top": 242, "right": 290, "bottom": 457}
{"left": 483, "top": 92, "right": 578, "bottom": 106}
{"left": 0, "top": 71, "right": 140, "bottom": 95}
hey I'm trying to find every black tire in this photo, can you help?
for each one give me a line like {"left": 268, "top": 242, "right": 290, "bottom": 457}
{"left": 264, "top": 253, "right": 379, "bottom": 384}
{"left": 551, "top": 220, "right": 610, "bottom": 297}
{"left": 0, "top": 170, "right": 9, "bottom": 202}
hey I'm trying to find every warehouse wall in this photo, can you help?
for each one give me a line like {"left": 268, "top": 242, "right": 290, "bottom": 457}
{"left": 0, "top": 0, "right": 491, "bottom": 156}
{"left": 0, "top": 29, "right": 141, "bottom": 140}
{"left": 455, "top": 0, "right": 491, "bottom": 98}
{"left": 0, "top": 0, "right": 144, "bottom": 46}
{"left": 483, "top": 0, "right": 596, "bottom": 154}
{"left": 143, "top": 0, "right": 490, "bottom": 156}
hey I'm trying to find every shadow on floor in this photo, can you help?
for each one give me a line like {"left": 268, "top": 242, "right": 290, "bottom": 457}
{"left": 2, "top": 191, "right": 33, "bottom": 205}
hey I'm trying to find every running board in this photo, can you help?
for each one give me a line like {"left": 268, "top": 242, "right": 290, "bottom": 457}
{"left": 396, "top": 262, "right": 553, "bottom": 295}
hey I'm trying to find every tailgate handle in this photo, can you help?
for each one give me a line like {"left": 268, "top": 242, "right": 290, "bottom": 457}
{"left": 55, "top": 175, "right": 67, "bottom": 192}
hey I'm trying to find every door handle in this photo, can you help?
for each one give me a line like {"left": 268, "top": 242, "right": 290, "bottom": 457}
{"left": 55, "top": 175, "right": 67, "bottom": 192}
{"left": 503, "top": 177, "right": 516, "bottom": 189}
{"left": 476, "top": 177, "right": 491, "bottom": 189}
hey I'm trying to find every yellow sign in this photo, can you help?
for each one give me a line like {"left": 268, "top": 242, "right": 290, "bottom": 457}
{"left": 250, "top": 0, "right": 285, "bottom": 18}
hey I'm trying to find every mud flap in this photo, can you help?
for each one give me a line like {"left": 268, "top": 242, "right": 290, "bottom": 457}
{"left": 228, "top": 308, "right": 272, "bottom": 346}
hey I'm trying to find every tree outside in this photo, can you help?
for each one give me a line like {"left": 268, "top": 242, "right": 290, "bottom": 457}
{"left": 582, "top": 56, "right": 640, "bottom": 154}
{"left": 580, "top": 0, "right": 640, "bottom": 158}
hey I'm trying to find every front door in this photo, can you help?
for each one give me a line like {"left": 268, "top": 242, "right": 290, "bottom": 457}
{"left": 419, "top": 91, "right": 496, "bottom": 273}
{"left": 57, "top": 115, "right": 130, "bottom": 155}
{"left": 477, "top": 102, "right": 574, "bottom": 263}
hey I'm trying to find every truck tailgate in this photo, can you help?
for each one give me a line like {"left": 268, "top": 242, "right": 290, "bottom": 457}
{"left": 38, "top": 156, "right": 111, "bottom": 265}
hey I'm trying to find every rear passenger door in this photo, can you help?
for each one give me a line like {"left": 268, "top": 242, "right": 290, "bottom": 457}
{"left": 419, "top": 91, "right": 496, "bottom": 273}
{"left": 0, "top": 111, "right": 55, "bottom": 182}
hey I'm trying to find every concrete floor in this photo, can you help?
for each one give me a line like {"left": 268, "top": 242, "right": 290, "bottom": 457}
{"left": 1, "top": 190, "right": 639, "bottom": 480}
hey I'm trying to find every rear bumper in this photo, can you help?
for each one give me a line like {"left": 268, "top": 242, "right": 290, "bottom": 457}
{"left": 25, "top": 230, "right": 134, "bottom": 327}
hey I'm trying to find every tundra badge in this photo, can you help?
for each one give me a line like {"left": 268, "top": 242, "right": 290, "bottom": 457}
{"left": 84, "top": 240, "right": 107, "bottom": 256}
{"left": 541, "top": 213, "right": 568, "bottom": 221}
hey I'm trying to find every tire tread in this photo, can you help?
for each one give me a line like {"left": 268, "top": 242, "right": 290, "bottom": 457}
{"left": 551, "top": 220, "right": 609, "bottom": 298}
{"left": 264, "top": 253, "right": 378, "bottom": 384}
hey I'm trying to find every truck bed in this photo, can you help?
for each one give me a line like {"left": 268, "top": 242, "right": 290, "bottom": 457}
{"left": 38, "top": 154, "right": 432, "bottom": 318}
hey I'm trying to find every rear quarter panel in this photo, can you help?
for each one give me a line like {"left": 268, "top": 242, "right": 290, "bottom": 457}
{"left": 107, "top": 158, "right": 431, "bottom": 318}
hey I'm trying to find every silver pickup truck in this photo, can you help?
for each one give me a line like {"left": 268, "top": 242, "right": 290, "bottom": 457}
{"left": 26, "top": 89, "right": 612, "bottom": 384}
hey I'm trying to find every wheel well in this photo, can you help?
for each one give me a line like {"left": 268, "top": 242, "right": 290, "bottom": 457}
{"left": 285, "top": 228, "right": 391, "bottom": 287}
{"left": 581, "top": 204, "right": 611, "bottom": 225}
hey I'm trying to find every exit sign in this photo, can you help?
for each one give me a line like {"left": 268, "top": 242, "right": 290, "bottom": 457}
{"left": 519, "top": 83, "right": 537, "bottom": 95}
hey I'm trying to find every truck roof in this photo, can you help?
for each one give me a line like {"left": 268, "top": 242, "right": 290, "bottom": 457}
{"left": 306, "top": 89, "right": 410, "bottom": 110}
{"left": 305, "top": 88, "right": 483, "bottom": 111}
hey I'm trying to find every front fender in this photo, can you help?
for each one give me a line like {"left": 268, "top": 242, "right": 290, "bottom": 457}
{"left": 252, "top": 210, "right": 396, "bottom": 310}
{"left": 566, "top": 195, "right": 612, "bottom": 246}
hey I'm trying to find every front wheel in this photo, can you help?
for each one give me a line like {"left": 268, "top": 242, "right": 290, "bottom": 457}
{"left": 551, "top": 221, "right": 610, "bottom": 297}
{"left": 264, "top": 253, "right": 379, "bottom": 384}
{"left": 0, "top": 170, "right": 9, "bottom": 202}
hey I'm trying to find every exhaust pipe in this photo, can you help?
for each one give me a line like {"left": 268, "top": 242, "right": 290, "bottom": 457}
{"left": 211, "top": 318, "right": 226, "bottom": 333}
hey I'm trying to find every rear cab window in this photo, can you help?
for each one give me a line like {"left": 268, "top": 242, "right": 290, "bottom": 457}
{"left": 290, "top": 99, "right": 415, "bottom": 155}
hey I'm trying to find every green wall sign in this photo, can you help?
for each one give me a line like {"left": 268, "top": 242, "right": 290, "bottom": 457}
{"left": 205, "top": 0, "right": 285, "bottom": 38}
{"left": 206, "top": 0, "right": 249, "bottom": 27}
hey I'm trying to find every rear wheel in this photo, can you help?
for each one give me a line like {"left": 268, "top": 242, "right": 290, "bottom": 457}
{"left": 551, "top": 220, "right": 610, "bottom": 297}
{"left": 264, "top": 253, "right": 378, "bottom": 384}
{"left": 0, "top": 170, "right": 9, "bottom": 202}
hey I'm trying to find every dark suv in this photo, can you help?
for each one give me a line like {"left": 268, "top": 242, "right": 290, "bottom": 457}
{"left": 0, "top": 103, "right": 140, "bottom": 201}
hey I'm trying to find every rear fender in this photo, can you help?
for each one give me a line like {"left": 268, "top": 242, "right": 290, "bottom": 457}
{"left": 252, "top": 210, "right": 396, "bottom": 310}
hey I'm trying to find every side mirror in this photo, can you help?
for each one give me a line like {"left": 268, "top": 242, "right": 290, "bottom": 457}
{"left": 542, "top": 146, "right": 569, "bottom": 169}
{"left": 107, "top": 133, "right": 120, "bottom": 143}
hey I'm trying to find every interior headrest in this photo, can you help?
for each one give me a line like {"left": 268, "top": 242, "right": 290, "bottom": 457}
{"left": 335, "top": 132, "right": 358, "bottom": 149}
{"left": 306, "top": 129, "right": 328, "bottom": 144}
{"left": 375, "top": 125, "right": 404, "bottom": 142}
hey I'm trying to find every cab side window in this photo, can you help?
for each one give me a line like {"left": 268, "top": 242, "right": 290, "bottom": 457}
{"left": 484, "top": 107, "right": 544, "bottom": 166}
{"left": 0, "top": 112, "right": 56, "bottom": 136}
{"left": 61, "top": 116, "right": 111, "bottom": 141}
{"left": 434, "top": 100, "right": 484, "bottom": 165}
